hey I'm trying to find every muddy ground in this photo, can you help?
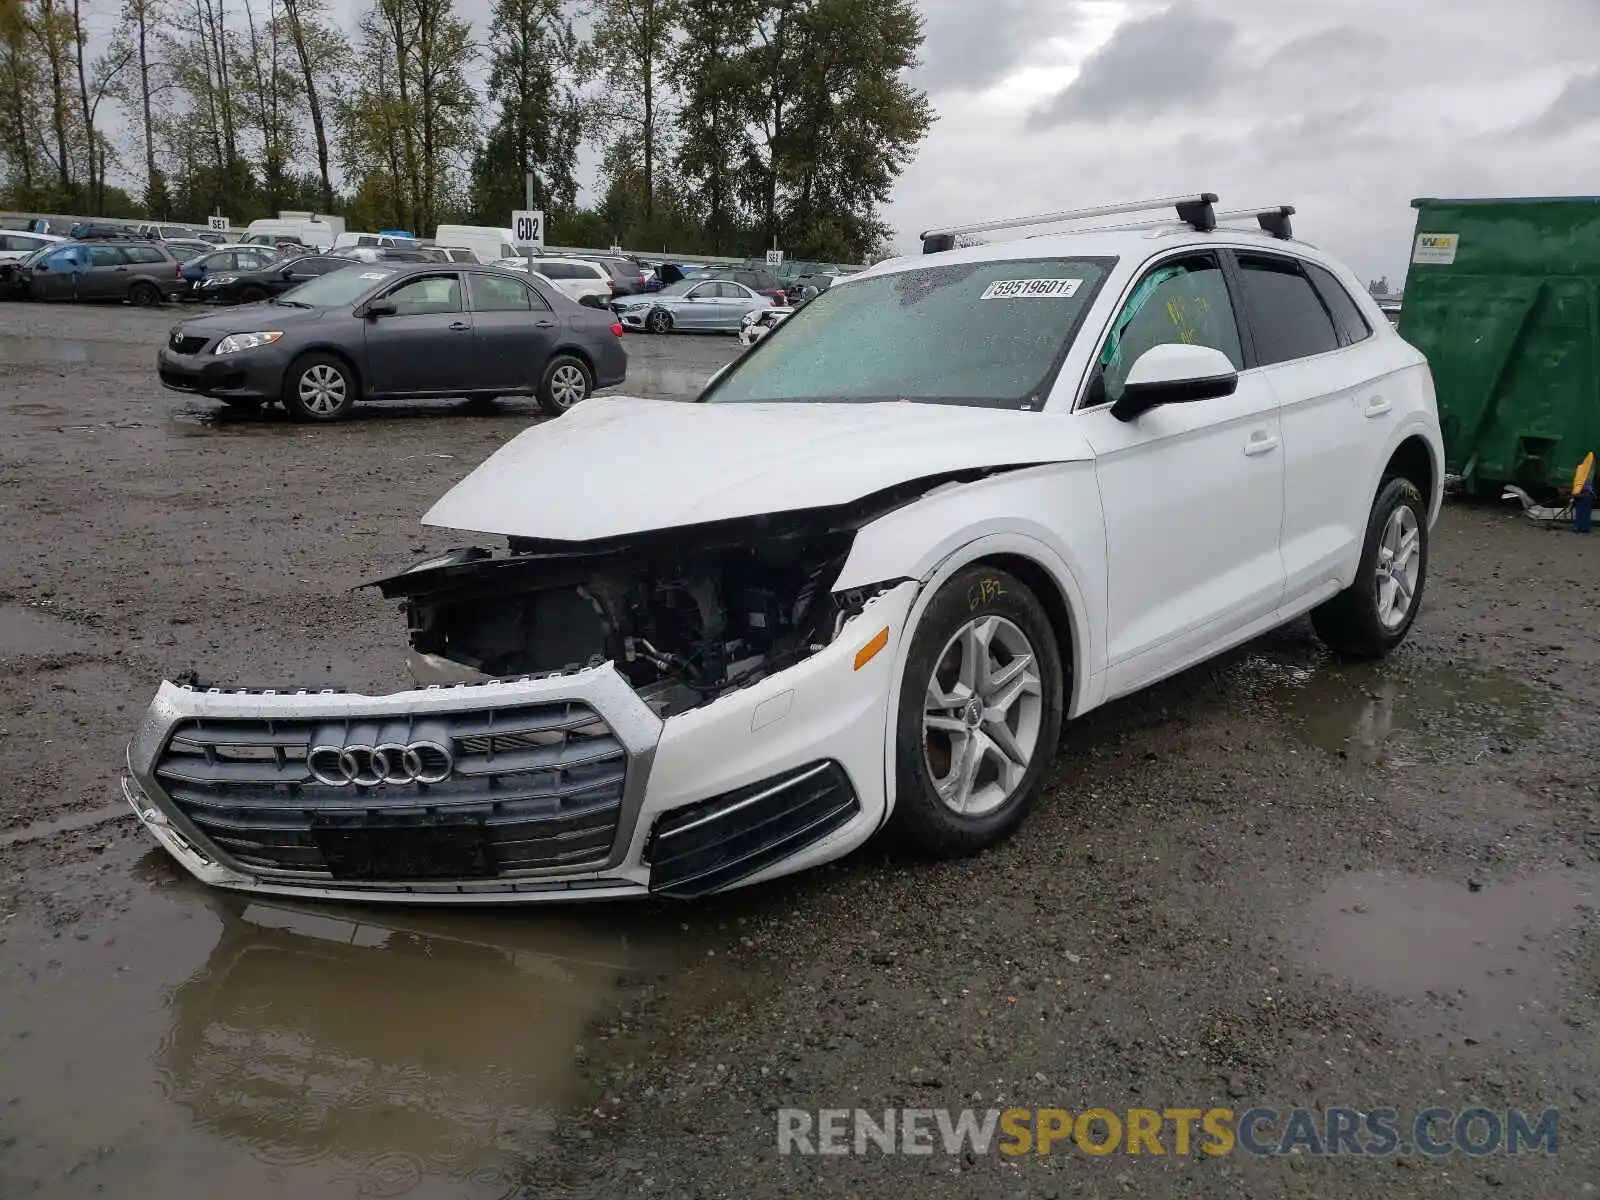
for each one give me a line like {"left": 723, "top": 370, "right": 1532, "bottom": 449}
{"left": 1, "top": 300, "right": 1597, "bottom": 1200}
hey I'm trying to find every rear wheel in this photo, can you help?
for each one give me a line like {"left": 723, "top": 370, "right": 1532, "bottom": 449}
{"left": 282, "top": 353, "right": 356, "bottom": 422}
{"left": 236, "top": 285, "right": 267, "bottom": 304}
{"left": 646, "top": 308, "right": 673, "bottom": 334}
{"left": 890, "top": 566, "right": 1065, "bottom": 857}
{"left": 128, "top": 281, "right": 161, "bottom": 307}
{"left": 1311, "top": 477, "right": 1429, "bottom": 657}
{"left": 537, "top": 355, "right": 591, "bottom": 416}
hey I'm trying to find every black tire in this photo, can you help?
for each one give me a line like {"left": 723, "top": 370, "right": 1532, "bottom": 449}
{"left": 236, "top": 285, "right": 268, "bottom": 304}
{"left": 128, "top": 281, "right": 162, "bottom": 307}
{"left": 1311, "top": 477, "right": 1429, "bottom": 658}
{"left": 537, "top": 354, "right": 592, "bottom": 416}
{"left": 281, "top": 352, "right": 356, "bottom": 422}
{"left": 889, "top": 566, "right": 1065, "bottom": 857}
{"left": 646, "top": 308, "right": 673, "bottom": 334}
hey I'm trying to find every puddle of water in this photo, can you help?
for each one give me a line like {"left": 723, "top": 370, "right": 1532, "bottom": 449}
{"left": 0, "top": 334, "right": 135, "bottom": 367}
{"left": 0, "top": 804, "right": 128, "bottom": 848}
{"left": 1241, "top": 655, "right": 1546, "bottom": 765}
{"left": 0, "top": 603, "right": 89, "bottom": 659}
{"left": 0, "top": 866, "right": 721, "bottom": 1198}
{"left": 1296, "top": 869, "right": 1597, "bottom": 1043}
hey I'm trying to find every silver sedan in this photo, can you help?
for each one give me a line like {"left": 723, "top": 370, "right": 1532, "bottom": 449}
{"left": 613, "top": 279, "right": 770, "bottom": 334}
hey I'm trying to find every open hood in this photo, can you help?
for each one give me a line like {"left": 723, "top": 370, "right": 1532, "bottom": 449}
{"left": 422, "top": 396, "right": 1093, "bottom": 541}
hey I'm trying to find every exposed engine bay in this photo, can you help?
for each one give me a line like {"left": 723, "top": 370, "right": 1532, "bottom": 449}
{"left": 371, "top": 496, "right": 940, "bottom": 717}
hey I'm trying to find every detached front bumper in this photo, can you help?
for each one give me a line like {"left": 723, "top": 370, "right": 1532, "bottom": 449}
{"left": 124, "top": 583, "right": 917, "bottom": 904}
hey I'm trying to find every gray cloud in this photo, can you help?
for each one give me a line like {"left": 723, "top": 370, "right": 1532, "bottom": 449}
{"left": 912, "top": 0, "right": 1090, "bottom": 95}
{"left": 1535, "top": 68, "right": 1600, "bottom": 135}
{"left": 1026, "top": 3, "right": 1236, "bottom": 129}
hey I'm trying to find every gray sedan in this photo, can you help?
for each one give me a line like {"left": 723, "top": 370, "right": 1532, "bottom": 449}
{"left": 612, "top": 278, "right": 769, "bottom": 334}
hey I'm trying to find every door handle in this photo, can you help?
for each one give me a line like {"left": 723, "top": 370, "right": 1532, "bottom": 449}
{"left": 1244, "top": 432, "right": 1280, "bottom": 456}
{"left": 535, "top": 319, "right": 555, "bottom": 328}
{"left": 449, "top": 320, "right": 470, "bottom": 331}
{"left": 1364, "top": 396, "right": 1392, "bottom": 418}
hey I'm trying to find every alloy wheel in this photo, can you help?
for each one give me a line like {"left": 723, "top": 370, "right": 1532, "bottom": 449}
{"left": 922, "top": 615, "right": 1045, "bottom": 816}
{"left": 1374, "top": 504, "right": 1421, "bottom": 629}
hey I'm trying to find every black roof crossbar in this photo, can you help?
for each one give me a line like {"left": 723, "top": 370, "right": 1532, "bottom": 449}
{"left": 1214, "top": 205, "right": 1296, "bottom": 240}
{"left": 920, "top": 193, "right": 1221, "bottom": 254}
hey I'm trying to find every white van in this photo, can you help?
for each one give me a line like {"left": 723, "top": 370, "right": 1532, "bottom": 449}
{"left": 245, "top": 217, "right": 337, "bottom": 250}
{"left": 434, "top": 224, "right": 541, "bottom": 265}
{"left": 332, "top": 231, "right": 416, "bottom": 251}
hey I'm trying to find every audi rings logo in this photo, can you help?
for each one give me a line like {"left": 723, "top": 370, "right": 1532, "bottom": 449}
{"left": 307, "top": 741, "right": 454, "bottom": 787}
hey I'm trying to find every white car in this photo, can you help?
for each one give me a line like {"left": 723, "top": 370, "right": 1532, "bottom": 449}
{"left": 0, "top": 230, "right": 64, "bottom": 262}
{"left": 512, "top": 257, "right": 614, "bottom": 305}
{"left": 739, "top": 306, "right": 794, "bottom": 345}
{"left": 122, "top": 194, "right": 1443, "bottom": 905}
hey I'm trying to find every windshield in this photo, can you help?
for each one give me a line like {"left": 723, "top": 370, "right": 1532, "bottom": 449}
{"left": 278, "top": 265, "right": 389, "bottom": 306}
{"left": 20, "top": 244, "right": 60, "bottom": 266}
{"left": 704, "top": 256, "right": 1115, "bottom": 409}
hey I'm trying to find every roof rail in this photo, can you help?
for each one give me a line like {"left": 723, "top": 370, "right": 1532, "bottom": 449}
{"left": 1215, "top": 205, "right": 1295, "bottom": 240}
{"left": 920, "top": 193, "right": 1219, "bottom": 254}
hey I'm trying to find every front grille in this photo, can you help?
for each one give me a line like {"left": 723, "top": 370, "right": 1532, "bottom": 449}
{"left": 171, "top": 333, "right": 210, "bottom": 354}
{"left": 159, "top": 367, "right": 199, "bottom": 391}
{"left": 153, "top": 701, "right": 628, "bottom": 881}
{"left": 645, "top": 761, "right": 859, "bottom": 898}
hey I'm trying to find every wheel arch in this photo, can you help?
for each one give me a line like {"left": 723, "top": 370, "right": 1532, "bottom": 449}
{"left": 872, "top": 531, "right": 1095, "bottom": 831}
{"left": 1382, "top": 433, "right": 1438, "bottom": 520}
{"left": 549, "top": 343, "right": 595, "bottom": 379}
{"left": 289, "top": 344, "right": 366, "bottom": 398}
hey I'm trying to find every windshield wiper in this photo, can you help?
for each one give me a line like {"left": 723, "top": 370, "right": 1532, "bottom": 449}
{"left": 273, "top": 297, "right": 312, "bottom": 308}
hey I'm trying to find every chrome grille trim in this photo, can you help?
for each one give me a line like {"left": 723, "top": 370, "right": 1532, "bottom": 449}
{"left": 129, "top": 669, "right": 663, "bottom": 888}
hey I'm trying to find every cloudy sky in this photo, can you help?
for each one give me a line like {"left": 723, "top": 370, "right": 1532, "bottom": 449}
{"left": 886, "top": 0, "right": 1600, "bottom": 280}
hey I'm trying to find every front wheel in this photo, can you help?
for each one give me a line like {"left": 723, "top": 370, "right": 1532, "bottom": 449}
{"left": 646, "top": 308, "right": 673, "bottom": 334}
{"left": 1311, "top": 477, "right": 1429, "bottom": 657}
{"left": 236, "top": 285, "right": 267, "bottom": 304}
{"left": 282, "top": 352, "right": 356, "bottom": 422}
{"left": 890, "top": 566, "right": 1065, "bottom": 857}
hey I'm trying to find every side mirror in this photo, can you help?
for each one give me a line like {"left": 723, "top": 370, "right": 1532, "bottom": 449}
{"left": 364, "top": 297, "right": 398, "bottom": 319}
{"left": 1110, "top": 343, "right": 1238, "bottom": 422}
{"left": 578, "top": 294, "right": 606, "bottom": 309}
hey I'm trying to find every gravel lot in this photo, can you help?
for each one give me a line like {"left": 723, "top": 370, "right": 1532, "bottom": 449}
{"left": 0, "top": 299, "right": 1596, "bottom": 1200}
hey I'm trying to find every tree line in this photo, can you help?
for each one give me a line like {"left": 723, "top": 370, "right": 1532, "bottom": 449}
{"left": 0, "top": 0, "right": 933, "bottom": 260}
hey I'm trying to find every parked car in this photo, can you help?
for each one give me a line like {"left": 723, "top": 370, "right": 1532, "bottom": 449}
{"left": 701, "top": 266, "right": 787, "bottom": 306}
{"left": 157, "top": 263, "right": 626, "bottom": 420}
{"left": 121, "top": 194, "right": 1442, "bottom": 906}
{"left": 644, "top": 263, "right": 708, "bottom": 292}
{"left": 164, "top": 238, "right": 217, "bottom": 262}
{"left": 68, "top": 221, "right": 138, "bottom": 240}
{"left": 330, "top": 244, "right": 449, "bottom": 263}
{"left": 524, "top": 257, "right": 615, "bottom": 305}
{"left": 433, "top": 225, "right": 528, "bottom": 264}
{"left": 17, "top": 240, "right": 186, "bottom": 305}
{"left": 138, "top": 222, "right": 200, "bottom": 241}
{"left": 738, "top": 305, "right": 793, "bottom": 345}
{"left": 0, "top": 230, "right": 64, "bottom": 262}
{"left": 612, "top": 277, "right": 770, "bottom": 334}
{"left": 180, "top": 245, "right": 283, "bottom": 290}
{"left": 437, "top": 246, "right": 483, "bottom": 264}
{"left": 189, "top": 253, "right": 352, "bottom": 305}
{"left": 581, "top": 255, "right": 650, "bottom": 297}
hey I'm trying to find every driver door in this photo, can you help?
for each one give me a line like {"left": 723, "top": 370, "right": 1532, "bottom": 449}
{"left": 362, "top": 272, "right": 482, "bottom": 395}
{"left": 1076, "top": 251, "right": 1286, "bottom": 698}
{"left": 678, "top": 282, "right": 720, "bottom": 328}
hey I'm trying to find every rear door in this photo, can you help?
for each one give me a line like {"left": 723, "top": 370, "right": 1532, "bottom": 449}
{"left": 1232, "top": 252, "right": 1376, "bottom": 605}
{"left": 84, "top": 245, "right": 131, "bottom": 299}
{"left": 1078, "top": 250, "right": 1287, "bottom": 695}
{"left": 363, "top": 272, "right": 481, "bottom": 395}
{"left": 466, "top": 272, "right": 558, "bottom": 390}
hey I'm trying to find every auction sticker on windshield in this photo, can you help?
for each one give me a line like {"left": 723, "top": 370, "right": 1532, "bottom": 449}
{"left": 981, "top": 278, "right": 1084, "bottom": 300}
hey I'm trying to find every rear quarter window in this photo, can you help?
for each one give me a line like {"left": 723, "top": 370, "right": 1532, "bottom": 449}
{"left": 1304, "top": 262, "right": 1374, "bottom": 346}
{"left": 1235, "top": 254, "right": 1341, "bottom": 366}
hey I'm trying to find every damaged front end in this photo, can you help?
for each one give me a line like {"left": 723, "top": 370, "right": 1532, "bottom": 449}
{"left": 122, "top": 484, "right": 959, "bottom": 904}
{"left": 386, "top": 507, "right": 886, "bottom": 717}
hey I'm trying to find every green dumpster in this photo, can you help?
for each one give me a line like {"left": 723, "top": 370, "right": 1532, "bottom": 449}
{"left": 1400, "top": 196, "right": 1600, "bottom": 495}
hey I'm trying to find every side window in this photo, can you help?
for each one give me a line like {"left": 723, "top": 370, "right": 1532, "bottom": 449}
{"left": 467, "top": 272, "right": 532, "bottom": 312}
{"left": 688, "top": 283, "right": 717, "bottom": 299}
{"left": 385, "top": 274, "right": 461, "bottom": 315}
{"left": 542, "top": 263, "right": 572, "bottom": 280}
{"left": 89, "top": 245, "right": 127, "bottom": 266}
{"left": 1304, "top": 262, "right": 1373, "bottom": 346}
{"left": 1093, "top": 253, "right": 1242, "bottom": 406}
{"left": 718, "top": 282, "right": 746, "bottom": 299}
{"left": 1236, "top": 255, "right": 1340, "bottom": 365}
{"left": 499, "top": 242, "right": 517, "bottom": 259}
{"left": 123, "top": 245, "right": 166, "bottom": 265}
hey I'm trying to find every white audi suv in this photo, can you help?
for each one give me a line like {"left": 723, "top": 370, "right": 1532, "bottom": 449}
{"left": 123, "top": 195, "right": 1443, "bottom": 904}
